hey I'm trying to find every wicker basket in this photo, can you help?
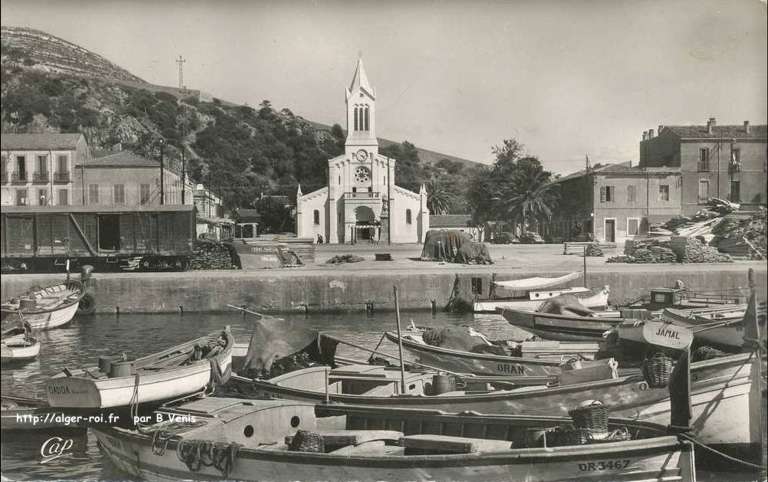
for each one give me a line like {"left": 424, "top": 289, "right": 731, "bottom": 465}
{"left": 568, "top": 400, "right": 609, "bottom": 434}
{"left": 545, "top": 426, "right": 593, "bottom": 447}
{"left": 642, "top": 351, "right": 674, "bottom": 388}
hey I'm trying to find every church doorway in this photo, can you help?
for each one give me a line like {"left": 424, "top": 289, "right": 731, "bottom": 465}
{"left": 354, "top": 206, "right": 377, "bottom": 242}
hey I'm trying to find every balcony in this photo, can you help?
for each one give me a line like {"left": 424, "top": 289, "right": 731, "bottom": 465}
{"left": 33, "top": 171, "right": 50, "bottom": 183}
{"left": 345, "top": 191, "right": 381, "bottom": 199}
{"left": 11, "top": 172, "right": 28, "bottom": 184}
{"left": 54, "top": 171, "right": 70, "bottom": 183}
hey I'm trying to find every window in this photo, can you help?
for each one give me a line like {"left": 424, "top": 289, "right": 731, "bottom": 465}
{"left": 38, "top": 189, "right": 48, "bottom": 206}
{"left": 599, "top": 186, "right": 614, "bottom": 202}
{"left": 698, "top": 179, "right": 709, "bottom": 203}
{"left": 729, "top": 180, "right": 741, "bottom": 202}
{"left": 140, "top": 184, "right": 150, "bottom": 205}
{"left": 57, "top": 155, "right": 68, "bottom": 173}
{"left": 659, "top": 185, "right": 669, "bottom": 201}
{"left": 405, "top": 209, "right": 412, "bottom": 224}
{"left": 698, "top": 148, "right": 710, "bottom": 171}
{"left": 58, "top": 189, "right": 68, "bottom": 206}
{"left": 16, "top": 155, "right": 26, "bottom": 180}
{"left": 313, "top": 209, "right": 320, "bottom": 225}
{"left": 627, "top": 185, "right": 636, "bottom": 203}
{"left": 89, "top": 184, "right": 99, "bottom": 204}
{"left": 733, "top": 148, "right": 741, "bottom": 163}
{"left": 627, "top": 218, "right": 640, "bottom": 236}
{"left": 364, "top": 105, "right": 370, "bottom": 131}
{"left": 15, "top": 189, "right": 27, "bottom": 206}
{"left": 114, "top": 184, "right": 125, "bottom": 204}
{"left": 37, "top": 155, "right": 48, "bottom": 175}
{"left": 352, "top": 187, "right": 357, "bottom": 193}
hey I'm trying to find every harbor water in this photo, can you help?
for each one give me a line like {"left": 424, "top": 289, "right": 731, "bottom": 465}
{"left": 0, "top": 311, "right": 758, "bottom": 481}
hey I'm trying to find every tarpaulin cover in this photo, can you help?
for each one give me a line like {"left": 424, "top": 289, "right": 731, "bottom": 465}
{"left": 422, "top": 327, "right": 506, "bottom": 355}
{"left": 537, "top": 294, "right": 595, "bottom": 317}
{"left": 420, "top": 230, "right": 492, "bottom": 264}
{"left": 242, "top": 317, "right": 337, "bottom": 376}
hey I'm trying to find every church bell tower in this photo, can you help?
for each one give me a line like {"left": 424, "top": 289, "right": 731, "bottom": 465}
{"left": 345, "top": 57, "right": 378, "bottom": 159}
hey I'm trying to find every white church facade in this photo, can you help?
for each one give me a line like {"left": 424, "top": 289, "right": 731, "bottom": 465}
{"left": 296, "top": 59, "right": 429, "bottom": 244}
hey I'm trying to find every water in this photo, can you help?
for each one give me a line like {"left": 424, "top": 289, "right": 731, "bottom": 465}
{"left": 1, "top": 309, "right": 490, "bottom": 481}
{"left": 1, "top": 311, "right": 758, "bottom": 481}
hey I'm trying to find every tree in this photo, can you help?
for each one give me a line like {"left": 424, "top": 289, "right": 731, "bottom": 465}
{"left": 253, "top": 196, "right": 295, "bottom": 234}
{"left": 495, "top": 157, "right": 560, "bottom": 232}
{"left": 425, "top": 179, "right": 457, "bottom": 214}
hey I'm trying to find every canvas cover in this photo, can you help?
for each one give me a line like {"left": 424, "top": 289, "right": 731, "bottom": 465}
{"left": 420, "top": 230, "right": 492, "bottom": 264}
{"left": 422, "top": 327, "right": 506, "bottom": 355}
{"left": 242, "top": 317, "right": 338, "bottom": 377}
{"left": 537, "top": 294, "right": 595, "bottom": 317}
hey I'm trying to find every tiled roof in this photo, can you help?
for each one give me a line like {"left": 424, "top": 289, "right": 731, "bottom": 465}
{"left": 237, "top": 209, "right": 261, "bottom": 222}
{"left": 555, "top": 161, "right": 679, "bottom": 183}
{"left": 661, "top": 124, "right": 766, "bottom": 140}
{"left": 429, "top": 214, "right": 473, "bottom": 228}
{"left": 83, "top": 150, "right": 159, "bottom": 168}
{"left": 1, "top": 133, "right": 84, "bottom": 150}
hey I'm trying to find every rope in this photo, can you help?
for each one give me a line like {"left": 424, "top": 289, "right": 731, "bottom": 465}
{"left": 176, "top": 439, "right": 241, "bottom": 478}
{"left": 129, "top": 372, "right": 140, "bottom": 424}
{"left": 678, "top": 433, "right": 767, "bottom": 471}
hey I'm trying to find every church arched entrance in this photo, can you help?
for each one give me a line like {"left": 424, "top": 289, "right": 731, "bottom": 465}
{"left": 354, "top": 206, "right": 377, "bottom": 242}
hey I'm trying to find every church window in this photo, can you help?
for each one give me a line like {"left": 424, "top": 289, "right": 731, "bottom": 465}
{"left": 364, "top": 105, "right": 369, "bottom": 131}
{"left": 406, "top": 209, "right": 412, "bottom": 224}
{"left": 354, "top": 107, "right": 359, "bottom": 131}
{"left": 313, "top": 210, "right": 320, "bottom": 225}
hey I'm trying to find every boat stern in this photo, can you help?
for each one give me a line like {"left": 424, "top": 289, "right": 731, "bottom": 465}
{"left": 45, "top": 377, "right": 102, "bottom": 408}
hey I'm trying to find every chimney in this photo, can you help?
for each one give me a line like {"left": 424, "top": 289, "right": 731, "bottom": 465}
{"left": 642, "top": 131, "right": 647, "bottom": 141}
{"left": 744, "top": 120, "right": 750, "bottom": 134}
{"left": 707, "top": 117, "right": 716, "bottom": 134}
{"left": 648, "top": 128, "right": 654, "bottom": 139}
{"left": 658, "top": 125, "right": 664, "bottom": 134}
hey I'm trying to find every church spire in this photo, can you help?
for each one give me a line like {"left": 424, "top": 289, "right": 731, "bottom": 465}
{"left": 346, "top": 57, "right": 375, "bottom": 99}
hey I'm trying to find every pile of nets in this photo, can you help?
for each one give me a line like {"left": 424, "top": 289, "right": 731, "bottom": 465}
{"left": 421, "top": 230, "right": 492, "bottom": 264}
{"left": 607, "top": 237, "right": 730, "bottom": 264}
{"left": 190, "top": 240, "right": 237, "bottom": 270}
{"left": 584, "top": 243, "right": 604, "bottom": 257}
{"left": 325, "top": 254, "right": 365, "bottom": 264}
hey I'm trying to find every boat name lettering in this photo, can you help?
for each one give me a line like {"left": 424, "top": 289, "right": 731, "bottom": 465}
{"left": 47, "top": 384, "right": 71, "bottom": 395}
{"left": 496, "top": 363, "right": 526, "bottom": 375}
{"left": 578, "top": 460, "right": 631, "bottom": 471}
{"left": 654, "top": 327, "right": 680, "bottom": 340}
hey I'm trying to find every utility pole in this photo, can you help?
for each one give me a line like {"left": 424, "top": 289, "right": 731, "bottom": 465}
{"left": 176, "top": 55, "right": 186, "bottom": 90}
{"left": 159, "top": 138, "right": 165, "bottom": 205}
{"left": 181, "top": 123, "right": 187, "bottom": 205}
{"left": 387, "top": 157, "right": 392, "bottom": 245}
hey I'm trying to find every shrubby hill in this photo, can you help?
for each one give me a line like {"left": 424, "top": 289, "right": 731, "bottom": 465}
{"left": 1, "top": 26, "right": 477, "bottom": 212}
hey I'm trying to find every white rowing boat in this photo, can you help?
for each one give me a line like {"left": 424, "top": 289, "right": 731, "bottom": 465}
{"left": 0, "top": 327, "right": 40, "bottom": 363}
{"left": 493, "top": 272, "right": 581, "bottom": 291}
{"left": 45, "top": 327, "right": 234, "bottom": 409}
{"left": 1, "top": 280, "right": 84, "bottom": 330}
{"left": 475, "top": 286, "right": 610, "bottom": 313}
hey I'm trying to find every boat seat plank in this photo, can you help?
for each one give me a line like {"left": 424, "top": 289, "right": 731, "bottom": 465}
{"left": 399, "top": 434, "right": 513, "bottom": 454}
{"left": 284, "top": 430, "right": 404, "bottom": 448}
{"left": 328, "top": 440, "right": 386, "bottom": 455}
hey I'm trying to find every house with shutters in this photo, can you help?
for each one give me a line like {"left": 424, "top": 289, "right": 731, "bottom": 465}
{"left": 1, "top": 133, "right": 88, "bottom": 207}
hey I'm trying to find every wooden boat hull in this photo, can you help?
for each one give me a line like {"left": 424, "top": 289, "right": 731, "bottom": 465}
{"left": 383, "top": 332, "right": 562, "bottom": 377}
{"left": 93, "top": 400, "right": 694, "bottom": 482}
{"left": 46, "top": 330, "right": 234, "bottom": 409}
{"left": 229, "top": 353, "right": 758, "bottom": 452}
{"left": 1, "top": 281, "right": 83, "bottom": 330}
{"left": 500, "top": 308, "right": 620, "bottom": 341}
{"left": 0, "top": 335, "right": 40, "bottom": 362}
{"left": 494, "top": 272, "right": 581, "bottom": 291}
{"left": 475, "top": 287, "right": 609, "bottom": 313}
{"left": 661, "top": 307, "right": 746, "bottom": 351}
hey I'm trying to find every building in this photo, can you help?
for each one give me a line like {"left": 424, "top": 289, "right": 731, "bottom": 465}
{"left": 74, "top": 150, "right": 194, "bottom": 207}
{"left": 639, "top": 118, "right": 767, "bottom": 215}
{"left": 295, "top": 59, "right": 429, "bottom": 244}
{"left": 194, "top": 184, "right": 233, "bottom": 240}
{"left": 547, "top": 162, "right": 682, "bottom": 244}
{"left": 234, "top": 208, "right": 260, "bottom": 239}
{"left": 1, "top": 133, "right": 89, "bottom": 206}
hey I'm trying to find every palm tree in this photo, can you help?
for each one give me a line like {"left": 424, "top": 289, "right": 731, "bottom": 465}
{"left": 425, "top": 179, "right": 456, "bottom": 215}
{"left": 496, "top": 158, "right": 560, "bottom": 234}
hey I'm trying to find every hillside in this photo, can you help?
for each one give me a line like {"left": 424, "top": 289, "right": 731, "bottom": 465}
{"left": 1, "top": 25, "right": 477, "bottom": 213}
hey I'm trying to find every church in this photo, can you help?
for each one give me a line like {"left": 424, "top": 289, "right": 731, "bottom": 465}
{"left": 296, "top": 59, "right": 429, "bottom": 244}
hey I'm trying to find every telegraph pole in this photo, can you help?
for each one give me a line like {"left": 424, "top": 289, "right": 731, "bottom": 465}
{"left": 159, "top": 138, "right": 165, "bottom": 205}
{"left": 387, "top": 157, "right": 392, "bottom": 245}
{"left": 176, "top": 55, "right": 186, "bottom": 90}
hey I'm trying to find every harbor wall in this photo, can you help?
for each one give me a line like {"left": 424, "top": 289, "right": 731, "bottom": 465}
{"left": 2, "top": 265, "right": 766, "bottom": 314}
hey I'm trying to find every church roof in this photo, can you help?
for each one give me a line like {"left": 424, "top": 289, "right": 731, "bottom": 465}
{"left": 348, "top": 58, "right": 375, "bottom": 99}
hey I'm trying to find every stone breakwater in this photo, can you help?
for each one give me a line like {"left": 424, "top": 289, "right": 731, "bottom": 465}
{"left": 2, "top": 263, "right": 765, "bottom": 314}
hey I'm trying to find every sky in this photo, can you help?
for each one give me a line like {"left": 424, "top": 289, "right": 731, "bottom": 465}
{"left": 2, "top": 0, "right": 767, "bottom": 174}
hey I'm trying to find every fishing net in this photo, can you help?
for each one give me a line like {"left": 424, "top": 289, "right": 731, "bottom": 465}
{"left": 176, "top": 439, "right": 242, "bottom": 478}
{"left": 421, "top": 327, "right": 506, "bottom": 355}
{"left": 421, "top": 230, "right": 492, "bottom": 264}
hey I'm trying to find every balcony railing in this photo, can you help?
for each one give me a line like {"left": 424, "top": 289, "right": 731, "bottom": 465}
{"left": 33, "top": 171, "right": 50, "bottom": 183}
{"left": 11, "top": 172, "right": 28, "bottom": 183}
{"left": 345, "top": 191, "right": 381, "bottom": 199}
{"left": 54, "top": 171, "right": 70, "bottom": 183}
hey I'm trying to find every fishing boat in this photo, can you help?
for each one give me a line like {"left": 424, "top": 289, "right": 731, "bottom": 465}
{"left": 93, "top": 397, "right": 696, "bottom": 482}
{"left": 45, "top": 327, "right": 234, "bottom": 409}
{"left": 383, "top": 330, "right": 600, "bottom": 377}
{"left": 0, "top": 326, "right": 40, "bottom": 363}
{"left": 494, "top": 272, "right": 582, "bottom": 291}
{"left": 661, "top": 304, "right": 748, "bottom": 351}
{"left": 499, "top": 307, "right": 622, "bottom": 342}
{"left": 474, "top": 286, "right": 610, "bottom": 313}
{"left": 0, "top": 280, "right": 84, "bottom": 330}
{"left": 228, "top": 352, "right": 759, "bottom": 455}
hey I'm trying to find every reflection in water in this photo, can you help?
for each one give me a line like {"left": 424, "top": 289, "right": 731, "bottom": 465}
{"left": 1, "top": 309, "right": 482, "bottom": 480}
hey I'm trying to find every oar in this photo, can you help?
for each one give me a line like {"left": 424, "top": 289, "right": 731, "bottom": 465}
{"left": 227, "top": 304, "right": 283, "bottom": 321}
